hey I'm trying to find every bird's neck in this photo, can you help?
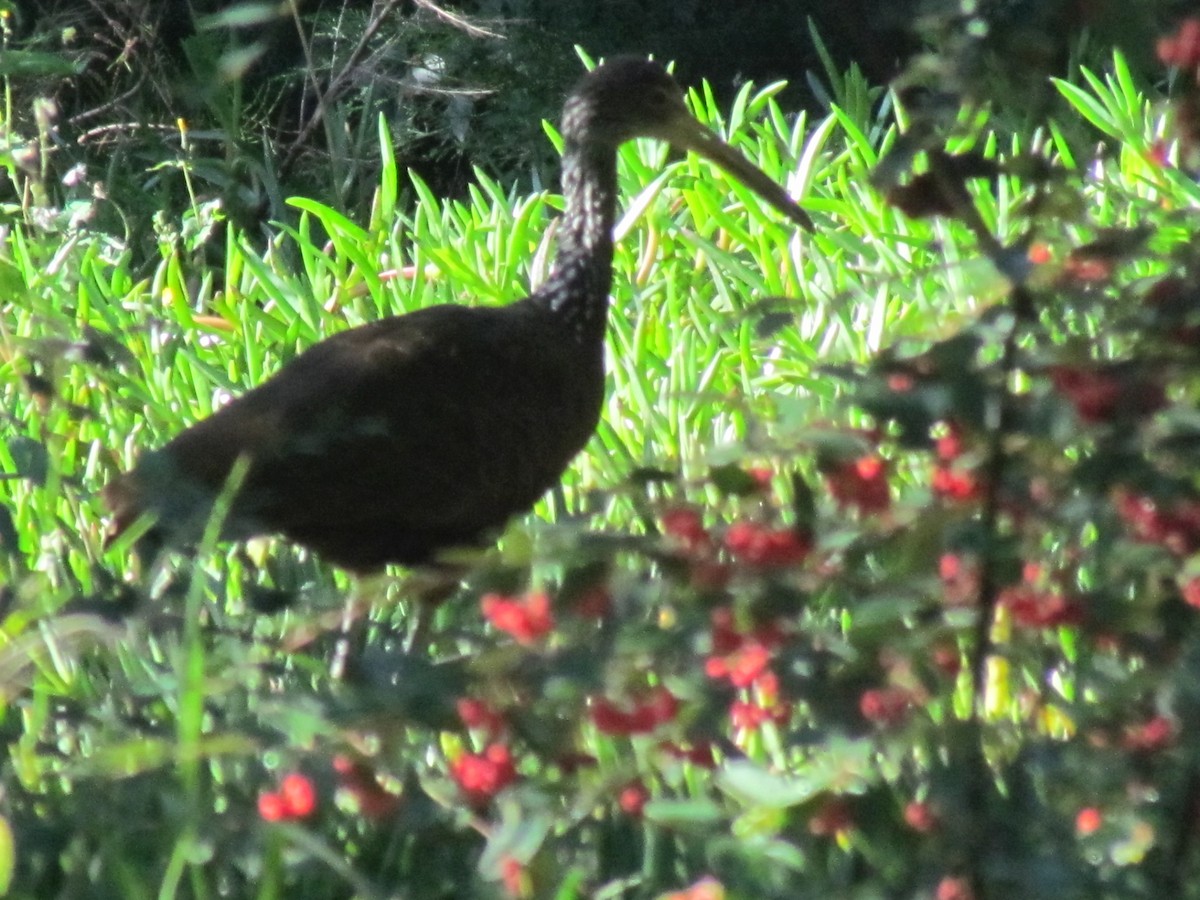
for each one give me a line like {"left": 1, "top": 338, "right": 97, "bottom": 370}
{"left": 533, "top": 141, "right": 618, "bottom": 344}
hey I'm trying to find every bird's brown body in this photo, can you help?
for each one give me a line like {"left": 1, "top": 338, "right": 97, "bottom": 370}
{"left": 106, "top": 304, "right": 606, "bottom": 569}
{"left": 104, "top": 58, "right": 811, "bottom": 571}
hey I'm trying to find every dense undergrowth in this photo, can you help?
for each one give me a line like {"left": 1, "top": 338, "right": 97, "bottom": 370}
{"left": 0, "top": 18, "right": 1199, "bottom": 900}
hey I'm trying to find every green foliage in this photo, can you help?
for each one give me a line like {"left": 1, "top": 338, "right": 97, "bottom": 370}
{"left": 5, "top": 14, "right": 1200, "bottom": 899}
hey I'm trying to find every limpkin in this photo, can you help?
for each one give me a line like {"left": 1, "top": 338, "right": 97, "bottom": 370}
{"left": 104, "top": 58, "right": 813, "bottom": 572}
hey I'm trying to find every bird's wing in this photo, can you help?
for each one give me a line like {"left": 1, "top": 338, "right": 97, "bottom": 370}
{"left": 155, "top": 307, "right": 596, "bottom": 536}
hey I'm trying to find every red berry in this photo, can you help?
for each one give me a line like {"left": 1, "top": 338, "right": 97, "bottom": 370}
{"left": 1184, "top": 577, "right": 1200, "bottom": 609}
{"left": 661, "top": 507, "right": 711, "bottom": 555}
{"left": 725, "top": 519, "right": 809, "bottom": 566}
{"left": 859, "top": 687, "right": 914, "bottom": 727}
{"left": 936, "top": 876, "right": 976, "bottom": 900}
{"left": 279, "top": 773, "right": 317, "bottom": 818}
{"left": 1122, "top": 715, "right": 1175, "bottom": 752}
{"left": 1061, "top": 253, "right": 1113, "bottom": 284}
{"left": 730, "top": 700, "right": 769, "bottom": 731}
{"left": 703, "top": 656, "right": 729, "bottom": 679}
{"left": 1159, "top": 18, "right": 1200, "bottom": 68}
{"left": 643, "top": 686, "right": 680, "bottom": 727}
{"left": 590, "top": 696, "right": 658, "bottom": 736}
{"left": 658, "top": 740, "right": 718, "bottom": 768}
{"left": 931, "top": 643, "right": 961, "bottom": 677}
{"left": 618, "top": 782, "right": 649, "bottom": 818}
{"left": 1076, "top": 807, "right": 1103, "bottom": 835}
{"left": 808, "top": 797, "right": 854, "bottom": 836}
{"left": 709, "top": 607, "right": 741, "bottom": 654}
{"left": 726, "top": 642, "right": 771, "bottom": 688}
{"left": 457, "top": 697, "right": 506, "bottom": 736}
{"left": 934, "top": 422, "right": 966, "bottom": 461}
{"left": 904, "top": 800, "right": 939, "bottom": 833}
{"left": 258, "top": 791, "right": 288, "bottom": 822}
{"left": 747, "top": 466, "right": 774, "bottom": 490}
{"left": 939, "top": 553, "right": 980, "bottom": 606}
{"left": 499, "top": 855, "right": 526, "bottom": 898}
{"left": 932, "top": 465, "right": 981, "bottom": 502}
{"left": 723, "top": 520, "right": 758, "bottom": 554}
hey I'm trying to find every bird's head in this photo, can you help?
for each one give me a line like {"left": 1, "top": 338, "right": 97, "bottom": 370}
{"left": 562, "top": 57, "right": 691, "bottom": 148}
{"left": 562, "top": 57, "right": 814, "bottom": 231}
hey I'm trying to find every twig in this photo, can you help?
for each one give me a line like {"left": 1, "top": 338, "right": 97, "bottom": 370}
{"left": 277, "top": 0, "right": 405, "bottom": 181}
{"left": 412, "top": 0, "right": 506, "bottom": 39}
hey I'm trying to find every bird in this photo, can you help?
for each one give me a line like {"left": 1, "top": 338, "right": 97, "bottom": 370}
{"left": 103, "top": 57, "right": 813, "bottom": 572}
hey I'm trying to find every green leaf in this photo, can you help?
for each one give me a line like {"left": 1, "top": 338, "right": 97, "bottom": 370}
{"left": 480, "top": 800, "right": 553, "bottom": 874}
{"left": 642, "top": 798, "right": 725, "bottom": 828}
{"left": 0, "top": 50, "right": 81, "bottom": 78}
{"left": 1053, "top": 78, "right": 1119, "bottom": 139}
{"left": 717, "top": 760, "right": 827, "bottom": 809}
{"left": 198, "top": 2, "right": 282, "bottom": 28}
{"left": 0, "top": 815, "right": 12, "bottom": 894}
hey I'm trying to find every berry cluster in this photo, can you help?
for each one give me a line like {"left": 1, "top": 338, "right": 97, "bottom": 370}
{"left": 1158, "top": 17, "right": 1200, "bottom": 71}
{"left": 824, "top": 454, "right": 891, "bottom": 515}
{"left": 457, "top": 696, "right": 507, "bottom": 739}
{"left": 1114, "top": 489, "right": 1200, "bottom": 555}
{"left": 590, "top": 686, "right": 680, "bottom": 736}
{"left": 449, "top": 743, "right": 518, "bottom": 808}
{"left": 858, "top": 686, "right": 917, "bottom": 728}
{"left": 258, "top": 772, "right": 317, "bottom": 822}
{"left": 1049, "top": 365, "right": 1165, "bottom": 424}
{"left": 481, "top": 591, "right": 555, "bottom": 644}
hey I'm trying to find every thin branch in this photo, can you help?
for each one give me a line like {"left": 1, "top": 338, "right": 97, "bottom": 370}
{"left": 412, "top": 0, "right": 506, "bottom": 39}
{"left": 277, "top": 0, "right": 406, "bottom": 181}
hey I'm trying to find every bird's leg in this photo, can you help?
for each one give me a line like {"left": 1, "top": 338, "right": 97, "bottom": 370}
{"left": 329, "top": 573, "right": 386, "bottom": 681}
{"left": 401, "top": 564, "right": 464, "bottom": 656}
{"left": 325, "top": 566, "right": 462, "bottom": 680}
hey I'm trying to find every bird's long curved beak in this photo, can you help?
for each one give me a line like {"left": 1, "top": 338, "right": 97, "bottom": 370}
{"left": 657, "top": 112, "right": 814, "bottom": 232}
